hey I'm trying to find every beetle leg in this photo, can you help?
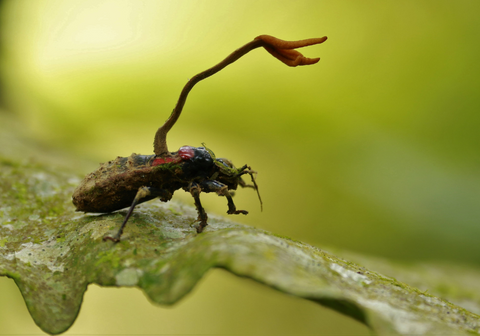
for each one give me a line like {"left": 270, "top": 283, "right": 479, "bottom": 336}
{"left": 189, "top": 182, "right": 209, "bottom": 233}
{"left": 238, "top": 177, "right": 254, "bottom": 189}
{"left": 200, "top": 180, "right": 248, "bottom": 216}
{"left": 237, "top": 167, "right": 263, "bottom": 212}
{"left": 104, "top": 186, "right": 172, "bottom": 242}
{"left": 237, "top": 166, "right": 258, "bottom": 189}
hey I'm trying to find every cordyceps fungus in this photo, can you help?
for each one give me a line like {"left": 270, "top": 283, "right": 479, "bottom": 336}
{"left": 72, "top": 34, "right": 327, "bottom": 242}
{"left": 153, "top": 34, "right": 328, "bottom": 156}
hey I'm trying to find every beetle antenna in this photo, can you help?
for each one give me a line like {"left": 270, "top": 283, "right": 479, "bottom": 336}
{"left": 249, "top": 171, "right": 263, "bottom": 212}
{"left": 153, "top": 34, "right": 328, "bottom": 156}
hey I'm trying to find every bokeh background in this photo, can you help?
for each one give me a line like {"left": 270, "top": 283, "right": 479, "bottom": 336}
{"left": 0, "top": 0, "right": 479, "bottom": 334}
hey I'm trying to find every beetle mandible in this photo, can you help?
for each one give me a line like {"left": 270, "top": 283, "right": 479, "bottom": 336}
{"left": 72, "top": 34, "right": 328, "bottom": 242}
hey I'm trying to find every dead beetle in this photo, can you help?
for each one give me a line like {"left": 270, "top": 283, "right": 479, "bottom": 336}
{"left": 72, "top": 34, "right": 327, "bottom": 242}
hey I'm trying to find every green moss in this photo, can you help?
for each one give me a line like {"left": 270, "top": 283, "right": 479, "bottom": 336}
{"left": 168, "top": 207, "right": 182, "bottom": 216}
{"left": 269, "top": 232, "right": 302, "bottom": 244}
{"left": 94, "top": 250, "right": 122, "bottom": 269}
{"left": 0, "top": 157, "right": 20, "bottom": 167}
{"left": 152, "top": 162, "right": 181, "bottom": 172}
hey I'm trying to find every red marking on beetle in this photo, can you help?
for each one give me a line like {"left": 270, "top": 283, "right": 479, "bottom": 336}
{"left": 152, "top": 157, "right": 176, "bottom": 166}
{"left": 178, "top": 146, "right": 195, "bottom": 160}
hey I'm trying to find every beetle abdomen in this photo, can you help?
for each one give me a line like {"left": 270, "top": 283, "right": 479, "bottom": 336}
{"left": 72, "top": 153, "right": 180, "bottom": 213}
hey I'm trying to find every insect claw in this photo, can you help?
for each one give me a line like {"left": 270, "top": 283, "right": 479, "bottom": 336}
{"left": 227, "top": 209, "right": 248, "bottom": 215}
{"left": 103, "top": 235, "right": 121, "bottom": 243}
{"left": 193, "top": 223, "right": 206, "bottom": 234}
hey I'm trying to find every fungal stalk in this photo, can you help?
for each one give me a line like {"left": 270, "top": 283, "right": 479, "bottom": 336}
{"left": 153, "top": 34, "right": 328, "bottom": 156}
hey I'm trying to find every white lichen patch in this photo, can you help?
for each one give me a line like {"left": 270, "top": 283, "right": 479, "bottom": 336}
{"left": 417, "top": 294, "right": 449, "bottom": 311}
{"left": 359, "top": 298, "right": 432, "bottom": 334}
{"left": 0, "top": 251, "right": 15, "bottom": 261}
{"left": 161, "top": 227, "right": 185, "bottom": 239}
{"left": 28, "top": 214, "right": 41, "bottom": 221}
{"left": 210, "top": 230, "right": 332, "bottom": 297}
{"left": 122, "top": 258, "right": 136, "bottom": 268}
{"left": 67, "top": 177, "right": 81, "bottom": 185}
{"left": 330, "top": 263, "right": 372, "bottom": 285}
{"left": 79, "top": 218, "right": 115, "bottom": 240}
{"left": 15, "top": 240, "right": 70, "bottom": 272}
{"left": 158, "top": 263, "right": 170, "bottom": 274}
{"left": 30, "top": 172, "right": 62, "bottom": 197}
{"left": 115, "top": 268, "right": 143, "bottom": 286}
{"left": 0, "top": 206, "right": 14, "bottom": 226}
{"left": 0, "top": 206, "right": 12, "bottom": 216}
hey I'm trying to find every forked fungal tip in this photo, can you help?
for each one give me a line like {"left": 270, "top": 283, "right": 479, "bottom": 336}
{"left": 254, "top": 34, "right": 328, "bottom": 67}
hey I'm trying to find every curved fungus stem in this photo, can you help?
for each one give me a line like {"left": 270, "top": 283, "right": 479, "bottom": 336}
{"left": 153, "top": 34, "right": 328, "bottom": 156}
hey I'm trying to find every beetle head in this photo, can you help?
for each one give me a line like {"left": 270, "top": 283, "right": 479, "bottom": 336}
{"left": 214, "top": 157, "right": 263, "bottom": 211}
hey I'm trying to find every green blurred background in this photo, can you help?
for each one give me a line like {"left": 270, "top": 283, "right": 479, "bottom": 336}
{"left": 0, "top": 0, "right": 479, "bottom": 334}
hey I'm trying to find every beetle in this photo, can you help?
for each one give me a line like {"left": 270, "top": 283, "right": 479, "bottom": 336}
{"left": 72, "top": 34, "right": 327, "bottom": 242}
